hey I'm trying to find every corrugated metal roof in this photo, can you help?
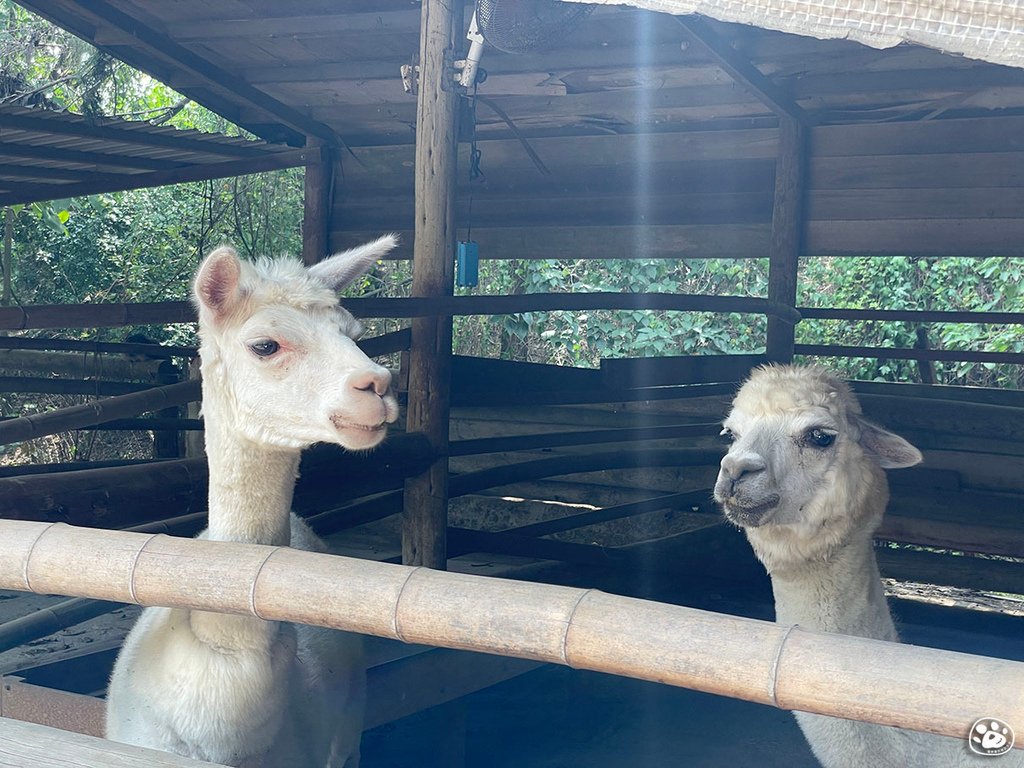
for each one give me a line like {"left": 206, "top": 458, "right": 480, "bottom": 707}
{"left": 0, "top": 104, "right": 314, "bottom": 205}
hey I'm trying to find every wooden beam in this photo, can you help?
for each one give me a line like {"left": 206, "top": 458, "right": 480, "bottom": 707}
{"left": 675, "top": 16, "right": 808, "bottom": 125}
{"left": 302, "top": 141, "right": 332, "bottom": 266}
{"left": 0, "top": 680, "right": 104, "bottom": 738}
{"left": 0, "top": 291, "right": 801, "bottom": 331}
{"left": 0, "top": 716, "right": 223, "bottom": 767}
{"left": 766, "top": 118, "right": 806, "bottom": 362}
{"left": 402, "top": 0, "right": 462, "bottom": 569}
{"left": 0, "top": 335, "right": 194, "bottom": 358}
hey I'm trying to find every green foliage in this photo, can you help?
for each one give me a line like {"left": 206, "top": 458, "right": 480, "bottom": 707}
{"left": 8, "top": 170, "right": 305, "bottom": 346}
{"left": 797, "top": 256, "right": 1024, "bottom": 387}
{"left": 454, "top": 256, "right": 768, "bottom": 367}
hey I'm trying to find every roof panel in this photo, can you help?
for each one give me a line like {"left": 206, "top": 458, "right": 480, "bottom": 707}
{"left": 0, "top": 104, "right": 312, "bottom": 205}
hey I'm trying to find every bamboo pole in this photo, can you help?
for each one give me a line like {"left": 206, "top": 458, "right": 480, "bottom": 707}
{"left": 0, "top": 520, "right": 1020, "bottom": 745}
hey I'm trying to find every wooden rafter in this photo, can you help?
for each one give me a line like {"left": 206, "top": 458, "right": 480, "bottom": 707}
{"left": 677, "top": 15, "right": 810, "bottom": 125}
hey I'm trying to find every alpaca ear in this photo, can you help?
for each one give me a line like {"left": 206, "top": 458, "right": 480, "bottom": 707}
{"left": 857, "top": 418, "right": 923, "bottom": 469}
{"left": 308, "top": 233, "right": 399, "bottom": 291}
{"left": 195, "top": 246, "right": 243, "bottom": 321}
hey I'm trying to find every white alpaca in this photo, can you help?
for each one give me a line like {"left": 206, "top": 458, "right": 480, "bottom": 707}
{"left": 106, "top": 235, "right": 400, "bottom": 767}
{"left": 713, "top": 364, "right": 1020, "bottom": 768}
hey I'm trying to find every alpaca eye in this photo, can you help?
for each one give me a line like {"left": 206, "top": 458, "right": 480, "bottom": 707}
{"left": 720, "top": 427, "right": 736, "bottom": 443}
{"left": 806, "top": 428, "right": 836, "bottom": 448}
{"left": 249, "top": 339, "right": 280, "bottom": 358}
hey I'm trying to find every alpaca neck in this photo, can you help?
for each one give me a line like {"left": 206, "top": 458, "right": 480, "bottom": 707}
{"left": 203, "top": 417, "right": 299, "bottom": 547}
{"left": 770, "top": 535, "right": 898, "bottom": 642}
{"left": 189, "top": 383, "right": 301, "bottom": 650}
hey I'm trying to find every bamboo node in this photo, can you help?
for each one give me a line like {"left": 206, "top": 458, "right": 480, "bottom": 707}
{"left": 392, "top": 566, "right": 426, "bottom": 643}
{"left": 22, "top": 522, "right": 59, "bottom": 593}
{"left": 128, "top": 533, "right": 164, "bottom": 605}
{"left": 562, "top": 588, "right": 600, "bottom": 667}
{"left": 250, "top": 546, "right": 284, "bottom": 619}
{"left": 768, "top": 622, "right": 800, "bottom": 708}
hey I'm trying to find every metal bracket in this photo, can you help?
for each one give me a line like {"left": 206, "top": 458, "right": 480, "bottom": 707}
{"left": 400, "top": 63, "right": 419, "bottom": 96}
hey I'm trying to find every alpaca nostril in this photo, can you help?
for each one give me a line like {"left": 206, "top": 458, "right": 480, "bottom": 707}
{"left": 351, "top": 368, "right": 392, "bottom": 397}
{"left": 722, "top": 452, "right": 765, "bottom": 484}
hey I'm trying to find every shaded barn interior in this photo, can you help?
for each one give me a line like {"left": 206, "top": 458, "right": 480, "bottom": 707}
{"left": 0, "top": 1, "right": 1023, "bottom": 765}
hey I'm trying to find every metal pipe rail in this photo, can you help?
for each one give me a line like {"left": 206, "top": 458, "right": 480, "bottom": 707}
{"left": 0, "top": 520, "right": 1020, "bottom": 747}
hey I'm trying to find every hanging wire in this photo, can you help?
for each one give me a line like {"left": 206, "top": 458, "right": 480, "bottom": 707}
{"left": 469, "top": 81, "right": 485, "bottom": 182}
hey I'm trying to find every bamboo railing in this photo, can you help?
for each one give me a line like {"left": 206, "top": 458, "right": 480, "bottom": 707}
{"left": 1, "top": 519, "right": 1021, "bottom": 745}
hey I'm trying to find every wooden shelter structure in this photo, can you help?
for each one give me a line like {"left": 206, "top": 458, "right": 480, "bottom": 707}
{"left": 0, "top": 0, "right": 1023, "bottom": 764}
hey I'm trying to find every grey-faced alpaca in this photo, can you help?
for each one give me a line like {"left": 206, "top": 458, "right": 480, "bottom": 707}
{"left": 105, "top": 235, "right": 400, "bottom": 767}
{"left": 714, "top": 364, "right": 1019, "bottom": 768}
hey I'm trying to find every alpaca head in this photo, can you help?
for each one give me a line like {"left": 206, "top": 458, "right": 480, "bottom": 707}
{"left": 713, "top": 365, "right": 922, "bottom": 571}
{"left": 193, "top": 234, "right": 400, "bottom": 452}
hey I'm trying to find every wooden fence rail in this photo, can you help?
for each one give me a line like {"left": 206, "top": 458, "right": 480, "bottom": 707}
{"left": 0, "top": 520, "right": 1020, "bottom": 746}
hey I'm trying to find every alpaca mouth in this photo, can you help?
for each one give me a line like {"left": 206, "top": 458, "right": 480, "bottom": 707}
{"left": 331, "top": 418, "right": 388, "bottom": 434}
{"left": 723, "top": 494, "right": 781, "bottom": 527}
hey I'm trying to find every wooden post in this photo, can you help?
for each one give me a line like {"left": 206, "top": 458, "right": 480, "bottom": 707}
{"left": 2, "top": 207, "right": 12, "bottom": 308}
{"left": 766, "top": 117, "right": 806, "bottom": 363}
{"left": 302, "top": 143, "right": 332, "bottom": 266}
{"left": 152, "top": 360, "right": 183, "bottom": 459}
{"left": 403, "top": 0, "right": 461, "bottom": 568}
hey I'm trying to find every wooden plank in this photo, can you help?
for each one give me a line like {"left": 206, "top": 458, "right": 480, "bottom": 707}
{"left": 812, "top": 116, "right": 1024, "bottom": 157}
{"left": 304, "top": 84, "right": 767, "bottom": 133}
{"left": 331, "top": 224, "right": 773, "bottom": 261}
{"left": 792, "top": 65, "right": 1024, "bottom": 100}
{"left": 1, "top": 679, "right": 104, "bottom": 737}
{"left": 807, "top": 187, "right": 1024, "bottom": 222}
{"left": 0, "top": 715, "right": 225, "bottom": 767}
{"left": 341, "top": 158, "right": 777, "bottom": 204}
{"left": 804, "top": 219, "right": 1024, "bottom": 257}
{"left": 808, "top": 152, "right": 1024, "bottom": 190}
{"left": 766, "top": 118, "right": 805, "bottom": 362}
{"left": 336, "top": 191, "right": 774, "bottom": 230}
{"left": 877, "top": 547, "right": 1024, "bottom": 596}
{"left": 402, "top": 0, "right": 461, "bottom": 570}
{"left": 601, "top": 354, "right": 767, "bottom": 388}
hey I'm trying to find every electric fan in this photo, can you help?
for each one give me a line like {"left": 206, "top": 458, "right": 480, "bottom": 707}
{"left": 458, "top": 0, "right": 594, "bottom": 87}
